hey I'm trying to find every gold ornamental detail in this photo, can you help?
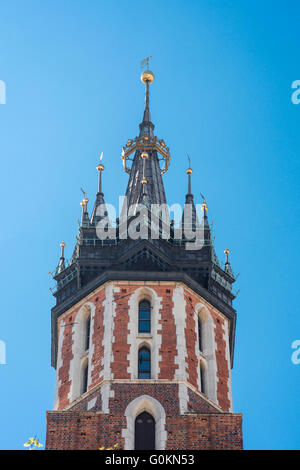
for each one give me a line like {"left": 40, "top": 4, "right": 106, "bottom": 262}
{"left": 121, "top": 135, "right": 171, "bottom": 175}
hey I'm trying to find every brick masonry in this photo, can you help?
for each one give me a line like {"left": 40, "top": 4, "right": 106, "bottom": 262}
{"left": 46, "top": 383, "right": 242, "bottom": 450}
{"left": 49, "top": 281, "right": 242, "bottom": 449}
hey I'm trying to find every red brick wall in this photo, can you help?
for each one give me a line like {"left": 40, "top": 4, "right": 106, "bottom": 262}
{"left": 183, "top": 288, "right": 231, "bottom": 411}
{"left": 214, "top": 316, "right": 231, "bottom": 411}
{"left": 46, "top": 409, "right": 242, "bottom": 450}
{"left": 90, "top": 290, "right": 105, "bottom": 387}
{"left": 184, "top": 294, "right": 198, "bottom": 389}
{"left": 55, "top": 282, "right": 232, "bottom": 412}
{"left": 158, "top": 286, "right": 177, "bottom": 380}
{"left": 57, "top": 316, "right": 75, "bottom": 409}
{"left": 111, "top": 289, "right": 132, "bottom": 379}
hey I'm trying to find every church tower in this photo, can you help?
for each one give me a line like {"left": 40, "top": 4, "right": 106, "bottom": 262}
{"left": 46, "top": 68, "right": 243, "bottom": 450}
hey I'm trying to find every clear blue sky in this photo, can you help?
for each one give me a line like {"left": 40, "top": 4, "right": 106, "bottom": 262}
{"left": 0, "top": 0, "right": 299, "bottom": 450}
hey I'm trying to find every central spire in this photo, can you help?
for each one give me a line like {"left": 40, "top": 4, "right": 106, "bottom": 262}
{"left": 121, "top": 69, "right": 169, "bottom": 208}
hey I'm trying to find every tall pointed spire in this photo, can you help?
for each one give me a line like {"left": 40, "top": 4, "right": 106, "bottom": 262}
{"left": 139, "top": 71, "right": 155, "bottom": 138}
{"left": 91, "top": 154, "right": 108, "bottom": 225}
{"left": 224, "top": 248, "right": 234, "bottom": 277}
{"left": 80, "top": 194, "right": 90, "bottom": 227}
{"left": 56, "top": 240, "right": 66, "bottom": 274}
{"left": 182, "top": 161, "right": 200, "bottom": 235}
{"left": 121, "top": 68, "right": 169, "bottom": 208}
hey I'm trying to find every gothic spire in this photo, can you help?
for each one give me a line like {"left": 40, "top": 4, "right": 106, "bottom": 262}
{"left": 182, "top": 164, "right": 199, "bottom": 234}
{"left": 56, "top": 240, "right": 66, "bottom": 275}
{"left": 122, "top": 69, "right": 169, "bottom": 209}
{"left": 91, "top": 154, "right": 108, "bottom": 225}
{"left": 80, "top": 195, "right": 90, "bottom": 227}
{"left": 224, "top": 248, "right": 234, "bottom": 277}
{"left": 139, "top": 71, "right": 155, "bottom": 138}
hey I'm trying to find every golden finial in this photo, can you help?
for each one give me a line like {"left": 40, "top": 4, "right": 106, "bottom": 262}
{"left": 96, "top": 152, "right": 104, "bottom": 172}
{"left": 60, "top": 240, "right": 66, "bottom": 258}
{"left": 224, "top": 248, "right": 230, "bottom": 264}
{"left": 186, "top": 155, "right": 193, "bottom": 194}
{"left": 202, "top": 201, "right": 208, "bottom": 213}
{"left": 141, "top": 70, "right": 155, "bottom": 84}
{"left": 141, "top": 151, "right": 149, "bottom": 159}
{"left": 96, "top": 153, "right": 104, "bottom": 193}
{"left": 141, "top": 178, "right": 147, "bottom": 185}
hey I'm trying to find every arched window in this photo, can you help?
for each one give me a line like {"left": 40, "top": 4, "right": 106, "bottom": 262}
{"left": 138, "top": 300, "right": 151, "bottom": 333}
{"left": 135, "top": 412, "right": 155, "bottom": 450}
{"left": 85, "top": 316, "right": 91, "bottom": 351}
{"left": 81, "top": 361, "right": 89, "bottom": 394}
{"left": 198, "top": 316, "right": 203, "bottom": 353}
{"left": 138, "top": 346, "right": 151, "bottom": 379}
{"left": 200, "top": 361, "right": 206, "bottom": 396}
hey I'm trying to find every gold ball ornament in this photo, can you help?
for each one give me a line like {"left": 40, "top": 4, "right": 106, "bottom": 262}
{"left": 141, "top": 70, "right": 155, "bottom": 84}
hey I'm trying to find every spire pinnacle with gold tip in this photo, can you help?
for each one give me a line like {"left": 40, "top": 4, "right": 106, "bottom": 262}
{"left": 80, "top": 188, "right": 89, "bottom": 227}
{"left": 96, "top": 152, "right": 104, "bottom": 194}
{"left": 56, "top": 240, "right": 66, "bottom": 274}
{"left": 139, "top": 55, "right": 155, "bottom": 137}
{"left": 224, "top": 248, "right": 230, "bottom": 264}
{"left": 224, "top": 247, "right": 234, "bottom": 277}
{"left": 186, "top": 155, "right": 193, "bottom": 195}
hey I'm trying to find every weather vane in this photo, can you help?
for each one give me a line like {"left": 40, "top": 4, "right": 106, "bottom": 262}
{"left": 80, "top": 187, "right": 87, "bottom": 199}
{"left": 141, "top": 54, "right": 152, "bottom": 69}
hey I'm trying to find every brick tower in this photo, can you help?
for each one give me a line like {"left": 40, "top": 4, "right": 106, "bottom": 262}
{"left": 46, "top": 68, "right": 243, "bottom": 450}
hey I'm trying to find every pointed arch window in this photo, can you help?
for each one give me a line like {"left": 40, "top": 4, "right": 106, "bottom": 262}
{"left": 135, "top": 412, "right": 155, "bottom": 450}
{"left": 85, "top": 316, "right": 91, "bottom": 351}
{"left": 198, "top": 316, "right": 203, "bottom": 353}
{"left": 81, "top": 361, "right": 89, "bottom": 394}
{"left": 138, "top": 300, "right": 151, "bottom": 333}
{"left": 138, "top": 347, "right": 151, "bottom": 379}
{"left": 200, "top": 361, "right": 206, "bottom": 396}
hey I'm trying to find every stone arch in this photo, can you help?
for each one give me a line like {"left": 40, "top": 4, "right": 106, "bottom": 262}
{"left": 127, "top": 287, "right": 162, "bottom": 379}
{"left": 122, "top": 395, "right": 167, "bottom": 450}
{"left": 69, "top": 301, "right": 96, "bottom": 402}
{"left": 195, "top": 303, "right": 218, "bottom": 403}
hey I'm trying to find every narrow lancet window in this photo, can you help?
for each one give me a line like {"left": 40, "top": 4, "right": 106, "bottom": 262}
{"left": 138, "top": 300, "right": 151, "bottom": 333}
{"left": 138, "top": 347, "right": 151, "bottom": 379}
{"left": 85, "top": 316, "right": 91, "bottom": 351}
